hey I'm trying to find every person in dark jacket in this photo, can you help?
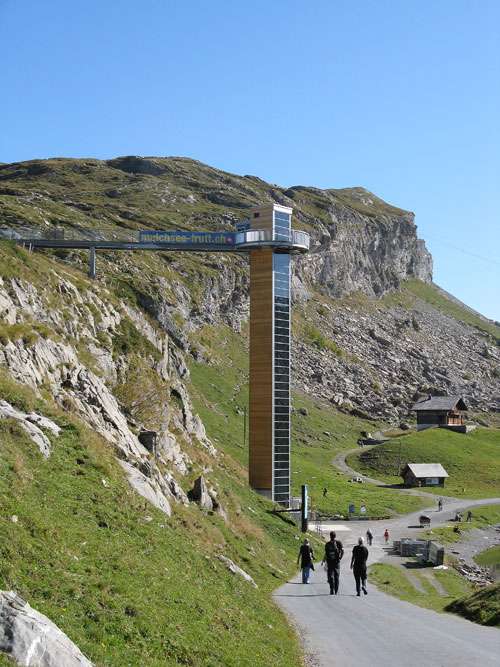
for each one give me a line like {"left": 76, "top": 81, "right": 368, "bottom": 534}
{"left": 321, "top": 531, "right": 344, "bottom": 595}
{"left": 350, "top": 536, "right": 369, "bottom": 596}
{"left": 297, "top": 538, "right": 314, "bottom": 583}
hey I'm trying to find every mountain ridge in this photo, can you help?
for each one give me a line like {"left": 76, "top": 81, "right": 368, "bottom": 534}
{"left": 0, "top": 155, "right": 498, "bottom": 422}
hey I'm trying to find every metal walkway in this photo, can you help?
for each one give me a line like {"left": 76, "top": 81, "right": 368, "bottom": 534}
{"left": 0, "top": 226, "right": 310, "bottom": 254}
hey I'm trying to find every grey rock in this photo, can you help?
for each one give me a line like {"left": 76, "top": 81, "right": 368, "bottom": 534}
{"left": 189, "top": 475, "right": 213, "bottom": 511}
{"left": 0, "top": 401, "right": 56, "bottom": 459}
{"left": 117, "top": 460, "right": 171, "bottom": 516}
{"left": 0, "top": 590, "right": 93, "bottom": 666}
{"left": 106, "top": 155, "right": 166, "bottom": 176}
{"left": 216, "top": 555, "right": 258, "bottom": 587}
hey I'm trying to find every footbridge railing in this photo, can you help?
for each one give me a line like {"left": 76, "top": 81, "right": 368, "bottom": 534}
{"left": 0, "top": 226, "right": 310, "bottom": 254}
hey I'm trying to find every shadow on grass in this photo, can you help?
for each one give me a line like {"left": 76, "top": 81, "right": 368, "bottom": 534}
{"left": 403, "top": 561, "right": 429, "bottom": 570}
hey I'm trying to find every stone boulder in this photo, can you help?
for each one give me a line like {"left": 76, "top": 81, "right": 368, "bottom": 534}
{"left": 0, "top": 590, "right": 93, "bottom": 666}
{"left": 215, "top": 556, "right": 257, "bottom": 588}
{"left": 188, "top": 475, "right": 213, "bottom": 510}
{"left": 0, "top": 400, "right": 59, "bottom": 459}
{"left": 117, "top": 460, "right": 171, "bottom": 516}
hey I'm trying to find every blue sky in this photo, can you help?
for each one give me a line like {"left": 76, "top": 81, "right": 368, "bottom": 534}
{"left": 1, "top": 0, "right": 499, "bottom": 320}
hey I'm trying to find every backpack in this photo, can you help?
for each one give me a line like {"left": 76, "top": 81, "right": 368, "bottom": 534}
{"left": 325, "top": 540, "right": 340, "bottom": 565}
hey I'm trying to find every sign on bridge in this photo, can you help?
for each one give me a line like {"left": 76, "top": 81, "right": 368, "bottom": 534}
{"left": 138, "top": 231, "right": 235, "bottom": 245}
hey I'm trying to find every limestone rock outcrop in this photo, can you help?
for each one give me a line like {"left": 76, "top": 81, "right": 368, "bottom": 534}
{"left": 0, "top": 590, "right": 93, "bottom": 666}
{"left": 0, "top": 273, "right": 214, "bottom": 515}
{"left": 0, "top": 400, "right": 59, "bottom": 459}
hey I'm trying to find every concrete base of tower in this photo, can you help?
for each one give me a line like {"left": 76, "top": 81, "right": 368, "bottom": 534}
{"left": 253, "top": 488, "right": 272, "bottom": 500}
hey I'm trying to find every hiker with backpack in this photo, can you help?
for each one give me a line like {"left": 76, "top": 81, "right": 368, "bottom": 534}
{"left": 321, "top": 530, "right": 344, "bottom": 595}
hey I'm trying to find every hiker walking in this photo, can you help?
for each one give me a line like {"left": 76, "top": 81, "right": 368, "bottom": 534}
{"left": 467, "top": 510, "right": 472, "bottom": 522}
{"left": 321, "top": 531, "right": 344, "bottom": 595}
{"left": 438, "top": 498, "right": 443, "bottom": 511}
{"left": 323, "top": 487, "right": 327, "bottom": 498}
{"left": 297, "top": 538, "right": 315, "bottom": 584}
{"left": 384, "top": 528, "right": 390, "bottom": 544}
{"left": 350, "top": 537, "right": 369, "bottom": 596}
{"left": 366, "top": 528, "right": 373, "bottom": 546}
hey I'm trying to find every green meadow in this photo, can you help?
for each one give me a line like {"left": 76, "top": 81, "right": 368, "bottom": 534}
{"left": 346, "top": 427, "right": 500, "bottom": 498}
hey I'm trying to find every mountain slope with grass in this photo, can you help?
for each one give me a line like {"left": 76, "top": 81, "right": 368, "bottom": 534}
{"left": 445, "top": 584, "right": 500, "bottom": 627}
{"left": 0, "top": 369, "right": 304, "bottom": 666}
{"left": 0, "top": 155, "right": 499, "bottom": 664}
{"left": 1, "top": 155, "right": 498, "bottom": 424}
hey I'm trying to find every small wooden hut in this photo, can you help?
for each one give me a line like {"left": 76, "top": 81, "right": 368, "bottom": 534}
{"left": 401, "top": 463, "right": 449, "bottom": 487}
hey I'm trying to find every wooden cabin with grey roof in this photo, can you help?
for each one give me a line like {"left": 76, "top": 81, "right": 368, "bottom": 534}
{"left": 411, "top": 395, "right": 469, "bottom": 432}
{"left": 401, "top": 463, "right": 449, "bottom": 488}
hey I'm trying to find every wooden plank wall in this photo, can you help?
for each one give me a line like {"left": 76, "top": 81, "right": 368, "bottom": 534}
{"left": 249, "top": 247, "right": 273, "bottom": 492}
{"left": 250, "top": 206, "right": 274, "bottom": 234}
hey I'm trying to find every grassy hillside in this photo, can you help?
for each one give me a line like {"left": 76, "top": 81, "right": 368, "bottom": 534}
{"left": 1, "top": 158, "right": 499, "bottom": 663}
{"left": 346, "top": 427, "right": 500, "bottom": 497}
{"left": 0, "top": 370, "right": 307, "bottom": 666}
{"left": 445, "top": 584, "right": 500, "bottom": 627}
{"left": 187, "top": 349, "right": 428, "bottom": 517}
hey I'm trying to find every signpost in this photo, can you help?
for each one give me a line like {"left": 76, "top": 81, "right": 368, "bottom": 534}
{"left": 301, "top": 484, "right": 308, "bottom": 532}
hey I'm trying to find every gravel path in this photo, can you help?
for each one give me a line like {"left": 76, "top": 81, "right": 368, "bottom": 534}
{"left": 333, "top": 445, "right": 454, "bottom": 500}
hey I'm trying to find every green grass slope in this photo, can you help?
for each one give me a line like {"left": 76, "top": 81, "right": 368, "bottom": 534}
{"left": 347, "top": 427, "right": 500, "bottom": 497}
{"left": 187, "top": 347, "right": 428, "bottom": 518}
{"left": 369, "top": 562, "right": 475, "bottom": 615}
{"left": 445, "top": 584, "right": 500, "bottom": 627}
{"left": 0, "top": 371, "right": 304, "bottom": 666}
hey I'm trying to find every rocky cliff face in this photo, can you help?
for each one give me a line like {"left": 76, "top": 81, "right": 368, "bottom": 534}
{"left": 0, "top": 157, "right": 432, "bottom": 301}
{"left": 0, "top": 266, "right": 214, "bottom": 515}
{"left": 289, "top": 186, "right": 433, "bottom": 300}
{"left": 0, "top": 155, "right": 498, "bottom": 435}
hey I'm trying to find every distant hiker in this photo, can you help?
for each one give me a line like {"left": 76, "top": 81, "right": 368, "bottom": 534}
{"left": 383, "top": 528, "right": 390, "bottom": 544}
{"left": 297, "top": 538, "right": 315, "bottom": 584}
{"left": 467, "top": 510, "right": 472, "bottom": 522}
{"left": 453, "top": 524, "right": 462, "bottom": 534}
{"left": 438, "top": 499, "right": 443, "bottom": 511}
{"left": 323, "top": 487, "right": 327, "bottom": 498}
{"left": 350, "top": 537, "right": 369, "bottom": 596}
{"left": 455, "top": 512, "right": 462, "bottom": 522}
{"left": 322, "top": 530, "right": 344, "bottom": 595}
{"left": 366, "top": 528, "right": 373, "bottom": 546}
